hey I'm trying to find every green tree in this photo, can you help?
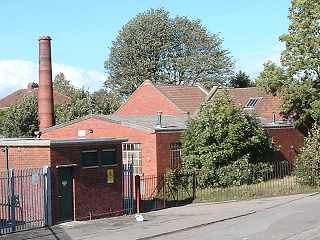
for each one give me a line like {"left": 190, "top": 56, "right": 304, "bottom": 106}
{"left": 182, "top": 94, "right": 276, "bottom": 187}
{"left": 229, "top": 71, "right": 252, "bottom": 88}
{"left": 0, "top": 95, "right": 38, "bottom": 137}
{"left": 256, "top": 61, "right": 288, "bottom": 96}
{"left": 280, "top": 0, "right": 320, "bottom": 84}
{"left": 105, "top": 8, "right": 234, "bottom": 97}
{"left": 55, "top": 89, "right": 122, "bottom": 124}
{"left": 277, "top": 0, "right": 320, "bottom": 127}
{"left": 295, "top": 124, "right": 320, "bottom": 186}
{"left": 53, "top": 72, "right": 76, "bottom": 97}
{"left": 93, "top": 89, "right": 122, "bottom": 115}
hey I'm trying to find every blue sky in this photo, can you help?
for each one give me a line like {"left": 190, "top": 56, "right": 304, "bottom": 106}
{"left": 0, "top": 0, "right": 291, "bottom": 98}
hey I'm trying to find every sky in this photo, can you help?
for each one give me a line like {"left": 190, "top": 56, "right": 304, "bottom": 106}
{"left": 0, "top": 0, "right": 291, "bottom": 98}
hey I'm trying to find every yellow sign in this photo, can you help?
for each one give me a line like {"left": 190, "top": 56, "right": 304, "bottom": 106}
{"left": 107, "top": 169, "right": 114, "bottom": 183}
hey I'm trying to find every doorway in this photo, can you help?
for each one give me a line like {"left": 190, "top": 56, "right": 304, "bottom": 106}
{"left": 58, "top": 167, "right": 73, "bottom": 222}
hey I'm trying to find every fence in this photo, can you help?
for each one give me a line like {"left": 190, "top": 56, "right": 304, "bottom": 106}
{"left": 0, "top": 167, "right": 51, "bottom": 235}
{"left": 138, "top": 161, "right": 320, "bottom": 213}
{"left": 122, "top": 164, "right": 134, "bottom": 215}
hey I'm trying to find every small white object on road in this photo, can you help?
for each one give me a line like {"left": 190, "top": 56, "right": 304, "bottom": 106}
{"left": 135, "top": 214, "right": 144, "bottom": 222}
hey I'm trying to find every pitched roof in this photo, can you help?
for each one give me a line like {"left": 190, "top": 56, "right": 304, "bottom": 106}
{"left": 215, "top": 87, "right": 286, "bottom": 125}
{"left": 42, "top": 114, "right": 189, "bottom": 134}
{"left": 0, "top": 83, "right": 71, "bottom": 108}
{"left": 155, "top": 84, "right": 208, "bottom": 114}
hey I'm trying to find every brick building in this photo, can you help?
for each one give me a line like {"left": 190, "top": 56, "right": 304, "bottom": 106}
{"left": 41, "top": 114, "right": 187, "bottom": 177}
{"left": 212, "top": 87, "right": 305, "bottom": 161}
{"left": 40, "top": 80, "right": 211, "bottom": 177}
{"left": 0, "top": 137, "right": 126, "bottom": 224}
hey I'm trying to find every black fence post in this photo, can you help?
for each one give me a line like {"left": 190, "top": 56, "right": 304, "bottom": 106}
{"left": 192, "top": 173, "right": 196, "bottom": 201}
{"left": 163, "top": 176, "right": 166, "bottom": 209}
{"left": 9, "top": 169, "right": 16, "bottom": 232}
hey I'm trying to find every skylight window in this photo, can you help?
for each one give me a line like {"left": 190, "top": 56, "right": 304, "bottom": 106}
{"left": 245, "top": 98, "right": 259, "bottom": 108}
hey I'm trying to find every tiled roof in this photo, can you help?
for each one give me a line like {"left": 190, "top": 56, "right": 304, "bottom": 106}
{"left": 0, "top": 85, "right": 71, "bottom": 108}
{"left": 215, "top": 87, "right": 285, "bottom": 124}
{"left": 155, "top": 84, "right": 208, "bottom": 114}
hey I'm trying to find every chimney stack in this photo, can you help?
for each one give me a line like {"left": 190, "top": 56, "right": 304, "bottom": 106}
{"left": 156, "top": 111, "right": 163, "bottom": 128}
{"left": 38, "top": 36, "right": 55, "bottom": 129}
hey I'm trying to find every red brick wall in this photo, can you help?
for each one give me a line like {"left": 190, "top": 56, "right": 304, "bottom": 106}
{"left": 115, "top": 82, "right": 183, "bottom": 116}
{"left": 0, "top": 146, "right": 51, "bottom": 171}
{"left": 265, "top": 127, "right": 305, "bottom": 162}
{"left": 156, "top": 132, "right": 182, "bottom": 176}
{"left": 50, "top": 143, "right": 123, "bottom": 223}
{"left": 42, "top": 117, "right": 159, "bottom": 176}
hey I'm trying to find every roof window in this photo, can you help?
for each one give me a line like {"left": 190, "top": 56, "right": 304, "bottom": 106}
{"left": 245, "top": 98, "right": 260, "bottom": 108}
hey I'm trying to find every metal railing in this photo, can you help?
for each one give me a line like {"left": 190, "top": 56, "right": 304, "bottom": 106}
{"left": 137, "top": 161, "right": 320, "bottom": 213}
{"left": 0, "top": 167, "right": 51, "bottom": 235}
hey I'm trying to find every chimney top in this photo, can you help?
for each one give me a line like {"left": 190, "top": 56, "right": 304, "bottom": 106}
{"left": 39, "top": 36, "right": 52, "bottom": 41}
{"left": 27, "top": 82, "right": 39, "bottom": 89}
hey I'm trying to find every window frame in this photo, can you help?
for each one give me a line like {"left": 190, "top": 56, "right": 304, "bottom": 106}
{"left": 80, "top": 150, "right": 99, "bottom": 168}
{"left": 170, "top": 142, "right": 182, "bottom": 169}
{"left": 122, "top": 143, "right": 142, "bottom": 175}
{"left": 101, "top": 148, "right": 118, "bottom": 167}
{"left": 245, "top": 97, "right": 261, "bottom": 109}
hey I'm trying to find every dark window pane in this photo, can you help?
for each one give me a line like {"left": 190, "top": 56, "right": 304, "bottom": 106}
{"left": 101, "top": 149, "right": 117, "bottom": 165}
{"left": 81, "top": 151, "right": 98, "bottom": 167}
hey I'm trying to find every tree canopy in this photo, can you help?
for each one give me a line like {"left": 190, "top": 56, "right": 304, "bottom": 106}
{"left": 181, "top": 94, "right": 276, "bottom": 187}
{"left": 280, "top": 0, "right": 320, "bottom": 83}
{"left": 276, "top": 0, "right": 320, "bottom": 127}
{"left": 256, "top": 61, "right": 288, "bottom": 96}
{"left": 53, "top": 72, "right": 76, "bottom": 97}
{"left": 0, "top": 95, "right": 38, "bottom": 138}
{"left": 55, "top": 88, "right": 121, "bottom": 124}
{"left": 105, "top": 8, "right": 234, "bottom": 97}
{"left": 229, "top": 71, "right": 252, "bottom": 88}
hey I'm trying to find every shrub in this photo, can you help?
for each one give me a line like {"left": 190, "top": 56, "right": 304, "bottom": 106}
{"left": 295, "top": 125, "right": 320, "bottom": 186}
{"left": 182, "top": 94, "right": 276, "bottom": 188}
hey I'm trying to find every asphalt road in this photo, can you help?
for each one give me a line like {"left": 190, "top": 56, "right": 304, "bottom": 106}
{"left": 2, "top": 193, "right": 320, "bottom": 240}
{"left": 155, "top": 194, "right": 320, "bottom": 240}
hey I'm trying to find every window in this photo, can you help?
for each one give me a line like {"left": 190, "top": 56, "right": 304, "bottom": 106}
{"left": 101, "top": 149, "right": 117, "bottom": 166}
{"left": 245, "top": 97, "right": 260, "bottom": 108}
{"left": 81, "top": 150, "right": 98, "bottom": 167}
{"left": 170, "top": 142, "right": 182, "bottom": 169}
{"left": 122, "top": 143, "right": 142, "bottom": 175}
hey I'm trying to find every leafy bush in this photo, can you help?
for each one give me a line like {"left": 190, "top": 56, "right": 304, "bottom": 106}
{"left": 295, "top": 125, "right": 320, "bottom": 186}
{"left": 182, "top": 94, "right": 276, "bottom": 188}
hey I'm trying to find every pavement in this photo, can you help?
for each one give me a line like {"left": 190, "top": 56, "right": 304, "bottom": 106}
{"left": 1, "top": 193, "right": 319, "bottom": 240}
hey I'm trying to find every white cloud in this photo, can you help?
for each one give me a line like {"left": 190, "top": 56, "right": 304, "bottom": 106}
{"left": 0, "top": 59, "right": 105, "bottom": 98}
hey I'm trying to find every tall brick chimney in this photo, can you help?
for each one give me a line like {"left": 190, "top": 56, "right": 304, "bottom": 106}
{"left": 38, "top": 36, "right": 55, "bottom": 129}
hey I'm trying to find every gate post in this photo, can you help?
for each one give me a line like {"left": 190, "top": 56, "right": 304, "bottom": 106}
{"left": 135, "top": 175, "right": 141, "bottom": 214}
{"left": 43, "top": 166, "right": 52, "bottom": 226}
{"left": 9, "top": 169, "right": 16, "bottom": 232}
{"left": 192, "top": 173, "right": 196, "bottom": 200}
